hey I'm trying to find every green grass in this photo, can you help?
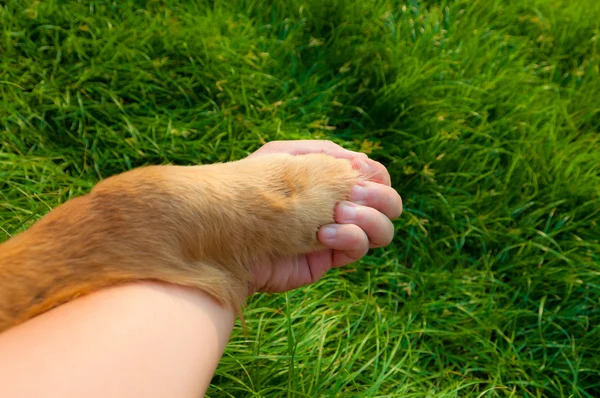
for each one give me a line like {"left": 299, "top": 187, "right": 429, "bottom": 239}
{"left": 1, "top": 0, "right": 599, "bottom": 396}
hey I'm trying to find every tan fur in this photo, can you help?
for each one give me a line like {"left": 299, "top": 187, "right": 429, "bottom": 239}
{"left": 0, "top": 153, "right": 360, "bottom": 333}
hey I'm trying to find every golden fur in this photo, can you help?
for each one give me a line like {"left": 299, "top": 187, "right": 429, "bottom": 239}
{"left": 0, "top": 153, "right": 360, "bottom": 333}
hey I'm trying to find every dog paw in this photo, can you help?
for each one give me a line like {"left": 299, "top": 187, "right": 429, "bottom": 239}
{"left": 245, "top": 153, "right": 362, "bottom": 255}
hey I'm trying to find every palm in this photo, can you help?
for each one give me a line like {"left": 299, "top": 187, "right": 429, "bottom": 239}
{"left": 251, "top": 250, "right": 336, "bottom": 293}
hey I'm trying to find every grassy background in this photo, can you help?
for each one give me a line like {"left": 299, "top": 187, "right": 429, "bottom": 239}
{"left": 1, "top": 0, "right": 599, "bottom": 396}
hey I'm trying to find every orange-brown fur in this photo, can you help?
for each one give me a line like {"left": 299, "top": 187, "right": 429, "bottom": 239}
{"left": 0, "top": 153, "right": 360, "bottom": 333}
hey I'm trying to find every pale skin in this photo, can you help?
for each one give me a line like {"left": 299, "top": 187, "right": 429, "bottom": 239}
{"left": 0, "top": 140, "right": 402, "bottom": 397}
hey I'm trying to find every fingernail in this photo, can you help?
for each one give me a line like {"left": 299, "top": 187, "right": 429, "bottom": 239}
{"left": 358, "top": 160, "right": 369, "bottom": 172}
{"left": 321, "top": 226, "right": 337, "bottom": 240}
{"left": 341, "top": 203, "right": 358, "bottom": 222}
{"left": 351, "top": 158, "right": 369, "bottom": 172}
{"left": 351, "top": 184, "right": 367, "bottom": 202}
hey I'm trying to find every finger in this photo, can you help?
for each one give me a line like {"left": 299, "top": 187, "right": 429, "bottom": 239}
{"left": 335, "top": 201, "right": 395, "bottom": 248}
{"left": 349, "top": 181, "right": 403, "bottom": 220}
{"left": 252, "top": 140, "right": 391, "bottom": 185}
{"left": 317, "top": 223, "right": 369, "bottom": 267}
{"left": 253, "top": 140, "right": 367, "bottom": 160}
{"left": 306, "top": 250, "right": 335, "bottom": 282}
{"left": 351, "top": 158, "right": 392, "bottom": 186}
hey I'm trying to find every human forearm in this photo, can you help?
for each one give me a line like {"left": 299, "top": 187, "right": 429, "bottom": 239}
{"left": 0, "top": 281, "right": 235, "bottom": 398}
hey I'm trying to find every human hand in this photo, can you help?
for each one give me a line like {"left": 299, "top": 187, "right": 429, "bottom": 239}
{"left": 248, "top": 140, "right": 402, "bottom": 294}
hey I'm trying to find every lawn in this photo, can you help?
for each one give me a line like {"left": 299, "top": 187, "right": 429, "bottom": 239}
{"left": 1, "top": 0, "right": 599, "bottom": 396}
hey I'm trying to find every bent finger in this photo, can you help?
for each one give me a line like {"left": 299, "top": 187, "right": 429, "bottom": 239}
{"left": 317, "top": 223, "right": 369, "bottom": 267}
{"left": 351, "top": 158, "right": 392, "bottom": 186}
{"left": 335, "top": 201, "right": 395, "bottom": 248}
{"left": 349, "top": 181, "right": 403, "bottom": 220}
